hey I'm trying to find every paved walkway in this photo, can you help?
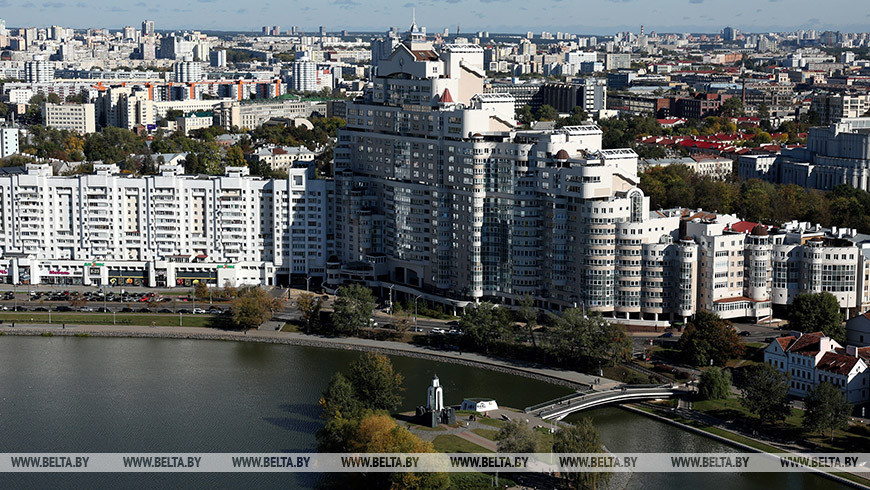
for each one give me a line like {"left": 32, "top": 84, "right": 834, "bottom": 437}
{"left": 0, "top": 323, "right": 619, "bottom": 391}
{"left": 455, "top": 430, "right": 498, "bottom": 452}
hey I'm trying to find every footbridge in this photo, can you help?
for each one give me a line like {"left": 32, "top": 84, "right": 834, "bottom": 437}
{"left": 526, "top": 385, "right": 689, "bottom": 421}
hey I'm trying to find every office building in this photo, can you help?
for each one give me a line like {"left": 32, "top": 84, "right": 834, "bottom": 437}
{"left": 810, "top": 93, "right": 870, "bottom": 124}
{"left": 42, "top": 103, "right": 96, "bottom": 134}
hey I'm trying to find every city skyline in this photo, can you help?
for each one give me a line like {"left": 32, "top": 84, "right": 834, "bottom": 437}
{"left": 0, "top": 0, "right": 869, "bottom": 34}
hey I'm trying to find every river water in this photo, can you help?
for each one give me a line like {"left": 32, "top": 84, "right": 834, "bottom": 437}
{"left": 0, "top": 336, "right": 846, "bottom": 489}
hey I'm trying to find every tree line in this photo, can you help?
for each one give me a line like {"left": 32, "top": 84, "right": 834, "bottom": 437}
{"left": 640, "top": 164, "right": 870, "bottom": 234}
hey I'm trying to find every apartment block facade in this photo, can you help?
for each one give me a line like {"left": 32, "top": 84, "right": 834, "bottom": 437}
{"left": 0, "top": 163, "right": 333, "bottom": 288}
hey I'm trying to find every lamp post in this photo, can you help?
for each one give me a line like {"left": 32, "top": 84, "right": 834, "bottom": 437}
{"left": 305, "top": 276, "right": 311, "bottom": 292}
{"left": 414, "top": 294, "right": 422, "bottom": 328}
{"left": 388, "top": 284, "right": 395, "bottom": 321}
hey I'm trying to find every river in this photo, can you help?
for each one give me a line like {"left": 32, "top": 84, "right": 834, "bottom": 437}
{"left": 0, "top": 336, "right": 847, "bottom": 489}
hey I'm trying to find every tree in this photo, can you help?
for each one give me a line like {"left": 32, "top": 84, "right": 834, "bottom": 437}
{"left": 720, "top": 96, "right": 745, "bottom": 117}
{"left": 517, "top": 295, "right": 538, "bottom": 348}
{"left": 346, "top": 352, "right": 404, "bottom": 412}
{"left": 458, "top": 302, "right": 513, "bottom": 353}
{"left": 678, "top": 311, "right": 745, "bottom": 367}
{"left": 331, "top": 284, "right": 375, "bottom": 335}
{"left": 231, "top": 287, "right": 283, "bottom": 330}
{"left": 516, "top": 104, "right": 533, "bottom": 125}
{"left": 69, "top": 292, "right": 87, "bottom": 308}
{"left": 194, "top": 281, "right": 209, "bottom": 300}
{"left": 296, "top": 292, "right": 322, "bottom": 334}
{"left": 802, "top": 382, "right": 851, "bottom": 441}
{"left": 495, "top": 419, "right": 538, "bottom": 453}
{"left": 535, "top": 104, "right": 559, "bottom": 121}
{"left": 393, "top": 312, "right": 413, "bottom": 335}
{"left": 741, "top": 363, "right": 792, "bottom": 425}
{"left": 225, "top": 145, "right": 247, "bottom": 167}
{"left": 544, "top": 310, "right": 632, "bottom": 370}
{"left": 553, "top": 417, "right": 610, "bottom": 490}
{"left": 319, "top": 372, "right": 362, "bottom": 421}
{"left": 698, "top": 367, "right": 732, "bottom": 400}
{"left": 790, "top": 293, "right": 845, "bottom": 343}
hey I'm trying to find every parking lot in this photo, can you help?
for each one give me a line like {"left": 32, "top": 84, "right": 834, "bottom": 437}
{"left": 0, "top": 289, "right": 228, "bottom": 315}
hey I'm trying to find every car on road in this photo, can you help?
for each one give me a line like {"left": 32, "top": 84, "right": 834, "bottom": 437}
{"left": 738, "top": 330, "right": 751, "bottom": 337}
{"left": 431, "top": 328, "right": 447, "bottom": 335}
{"left": 77, "top": 307, "right": 93, "bottom": 312}
{"left": 96, "top": 307, "right": 110, "bottom": 312}
{"left": 410, "top": 326, "right": 424, "bottom": 332}
{"left": 33, "top": 307, "right": 47, "bottom": 312}
{"left": 121, "top": 307, "right": 134, "bottom": 313}
{"left": 178, "top": 309, "right": 192, "bottom": 314}
{"left": 137, "top": 308, "right": 153, "bottom": 313}
{"left": 448, "top": 329, "right": 462, "bottom": 335}
{"left": 55, "top": 306, "right": 73, "bottom": 312}
{"left": 158, "top": 308, "right": 173, "bottom": 314}
{"left": 193, "top": 308, "right": 206, "bottom": 314}
{"left": 13, "top": 305, "right": 27, "bottom": 311}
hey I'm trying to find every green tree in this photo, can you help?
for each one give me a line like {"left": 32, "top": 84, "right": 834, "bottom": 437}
{"left": 740, "top": 363, "right": 792, "bottom": 425}
{"left": 495, "top": 419, "right": 538, "bottom": 453}
{"left": 296, "top": 292, "right": 322, "bottom": 333}
{"left": 319, "top": 372, "right": 362, "bottom": 421}
{"left": 553, "top": 417, "right": 610, "bottom": 490}
{"left": 231, "top": 287, "right": 283, "bottom": 330}
{"left": 331, "top": 284, "right": 375, "bottom": 335}
{"left": 458, "top": 302, "right": 513, "bottom": 353}
{"left": 518, "top": 295, "right": 538, "bottom": 348}
{"left": 516, "top": 104, "right": 534, "bottom": 125}
{"left": 544, "top": 310, "right": 632, "bottom": 370}
{"left": 535, "top": 104, "right": 559, "bottom": 121}
{"left": 802, "top": 382, "right": 852, "bottom": 441}
{"left": 678, "top": 311, "right": 745, "bottom": 367}
{"left": 790, "top": 293, "right": 845, "bottom": 343}
{"left": 720, "top": 96, "right": 745, "bottom": 117}
{"left": 346, "top": 352, "right": 404, "bottom": 412}
{"left": 225, "top": 145, "right": 247, "bottom": 167}
{"left": 698, "top": 367, "right": 732, "bottom": 400}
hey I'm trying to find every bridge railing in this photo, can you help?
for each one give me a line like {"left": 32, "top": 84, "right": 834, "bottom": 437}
{"left": 524, "top": 390, "right": 592, "bottom": 413}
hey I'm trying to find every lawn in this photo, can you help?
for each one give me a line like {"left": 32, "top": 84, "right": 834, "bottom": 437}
{"left": 475, "top": 417, "right": 505, "bottom": 429}
{"left": 0, "top": 312, "right": 217, "bottom": 328}
{"left": 448, "top": 472, "right": 515, "bottom": 489}
{"left": 431, "top": 434, "right": 492, "bottom": 453}
{"left": 470, "top": 428, "right": 498, "bottom": 441}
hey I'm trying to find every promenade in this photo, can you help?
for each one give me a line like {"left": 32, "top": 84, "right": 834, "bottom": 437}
{"left": 0, "top": 322, "right": 619, "bottom": 390}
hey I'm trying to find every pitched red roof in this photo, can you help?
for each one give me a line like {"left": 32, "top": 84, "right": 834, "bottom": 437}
{"left": 776, "top": 336, "right": 796, "bottom": 351}
{"left": 728, "top": 221, "right": 760, "bottom": 234}
{"left": 817, "top": 352, "right": 860, "bottom": 375}
{"left": 440, "top": 88, "right": 454, "bottom": 104}
{"left": 788, "top": 332, "right": 825, "bottom": 355}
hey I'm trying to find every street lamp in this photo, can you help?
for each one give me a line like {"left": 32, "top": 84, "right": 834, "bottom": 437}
{"left": 388, "top": 284, "right": 395, "bottom": 320}
{"left": 414, "top": 294, "right": 422, "bottom": 327}
{"left": 305, "top": 276, "right": 311, "bottom": 292}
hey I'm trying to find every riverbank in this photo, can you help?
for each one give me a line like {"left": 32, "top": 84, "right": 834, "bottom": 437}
{"left": 623, "top": 404, "right": 870, "bottom": 489}
{"left": 0, "top": 323, "right": 614, "bottom": 391}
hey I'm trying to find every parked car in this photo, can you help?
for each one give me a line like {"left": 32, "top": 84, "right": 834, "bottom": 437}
{"left": 55, "top": 306, "right": 72, "bottom": 312}
{"left": 121, "top": 307, "right": 134, "bottom": 313}
{"left": 158, "top": 308, "right": 173, "bottom": 314}
{"left": 738, "top": 330, "right": 751, "bottom": 337}
{"left": 137, "top": 308, "right": 152, "bottom": 313}
{"left": 178, "top": 309, "right": 192, "bottom": 314}
{"left": 33, "top": 307, "right": 47, "bottom": 312}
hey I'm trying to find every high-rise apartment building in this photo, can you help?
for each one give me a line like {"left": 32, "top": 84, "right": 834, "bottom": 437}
{"left": 0, "top": 127, "right": 19, "bottom": 158}
{"left": 142, "top": 20, "right": 155, "bottom": 37}
{"left": 24, "top": 58, "right": 54, "bottom": 83}
{"left": 0, "top": 164, "right": 333, "bottom": 287}
{"left": 173, "top": 61, "right": 202, "bottom": 83}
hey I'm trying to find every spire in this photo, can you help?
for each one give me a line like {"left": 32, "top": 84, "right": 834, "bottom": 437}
{"left": 412, "top": 7, "right": 416, "bottom": 28}
{"left": 440, "top": 88, "right": 454, "bottom": 104}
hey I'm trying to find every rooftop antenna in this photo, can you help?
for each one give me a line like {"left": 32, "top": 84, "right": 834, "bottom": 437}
{"left": 412, "top": 7, "right": 416, "bottom": 27}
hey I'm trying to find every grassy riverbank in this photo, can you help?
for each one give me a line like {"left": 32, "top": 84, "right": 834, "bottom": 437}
{"left": 0, "top": 312, "right": 217, "bottom": 328}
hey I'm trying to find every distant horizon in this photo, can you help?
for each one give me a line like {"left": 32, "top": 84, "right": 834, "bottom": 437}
{"left": 0, "top": 0, "right": 868, "bottom": 36}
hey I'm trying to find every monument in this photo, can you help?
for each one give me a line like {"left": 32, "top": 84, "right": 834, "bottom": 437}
{"left": 416, "top": 375, "right": 456, "bottom": 428}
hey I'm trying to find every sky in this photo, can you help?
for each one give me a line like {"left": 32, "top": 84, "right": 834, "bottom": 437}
{"left": 0, "top": 0, "right": 868, "bottom": 34}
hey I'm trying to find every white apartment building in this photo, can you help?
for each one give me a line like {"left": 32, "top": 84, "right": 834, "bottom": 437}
{"left": 0, "top": 163, "right": 333, "bottom": 288}
{"left": 764, "top": 331, "right": 870, "bottom": 404}
{"left": 24, "top": 58, "right": 54, "bottom": 83}
{"left": 96, "top": 86, "right": 155, "bottom": 130}
{"left": 213, "top": 98, "right": 328, "bottom": 130}
{"left": 739, "top": 117, "right": 870, "bottom": 192}
{"left": 0, "top": 127, "right": 19, "bottom": 158}
{"left": 251, "top": 145, "right": 316, "bottom": 172}
{"left": 176, "top": 112, "right": 213, "bottom": 135}
{"left": 173, "top": 61, "right": 202, "bottom": 83}
{"left": 42, "top": 103, "right": 96, "bottom": 134}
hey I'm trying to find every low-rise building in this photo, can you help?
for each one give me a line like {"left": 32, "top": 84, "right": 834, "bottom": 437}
{"left": 764, "top": 331, "right": 870, "bottom": 404}
{"left": 250, "top": 145, "right": 316, "bottom": 172}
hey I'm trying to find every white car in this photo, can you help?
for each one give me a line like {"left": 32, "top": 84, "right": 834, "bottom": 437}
{"left": 192, "top": 308, "right": 206, "bottom": 314}
{"left": 431, "top": 328, "right": 447, "bottom": 335}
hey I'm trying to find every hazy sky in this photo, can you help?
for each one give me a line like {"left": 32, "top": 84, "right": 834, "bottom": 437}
{"left": 0, "top": 0, "right": 868, "bottom": 34}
